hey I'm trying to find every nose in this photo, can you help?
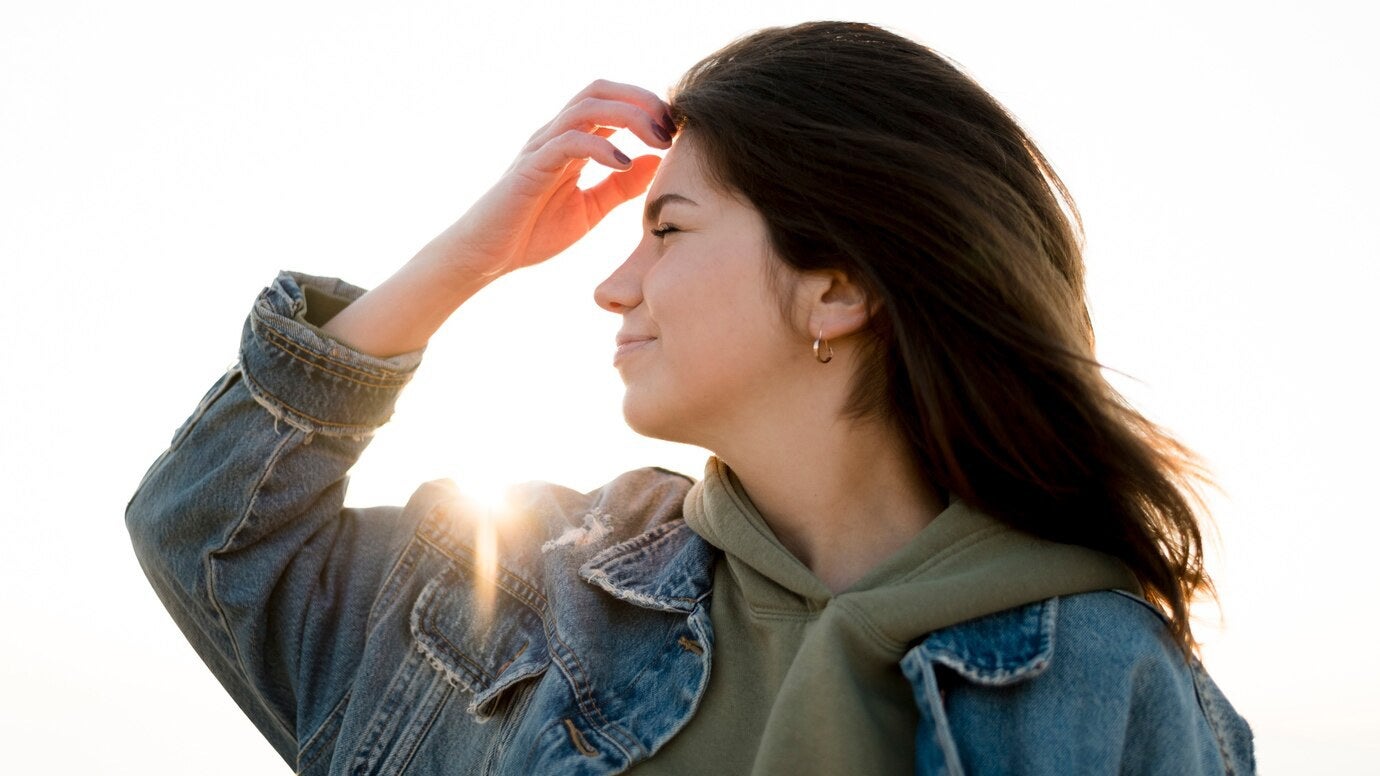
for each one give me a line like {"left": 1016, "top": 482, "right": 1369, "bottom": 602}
{"left": 594, "top": 245, "right": 647, "bottom": 314}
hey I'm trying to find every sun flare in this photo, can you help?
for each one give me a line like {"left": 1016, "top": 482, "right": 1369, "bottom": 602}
{"left": 458, "top": 477, "right": 519, "bottom": 625}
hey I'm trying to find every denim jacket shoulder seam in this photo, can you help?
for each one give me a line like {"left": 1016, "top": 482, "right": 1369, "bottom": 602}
{"left": 1187, "top": 657, "right": 1251, "bottom": 775}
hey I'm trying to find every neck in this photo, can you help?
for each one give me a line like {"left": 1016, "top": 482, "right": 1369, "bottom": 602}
{"left": 713, "top": 412, "right": 946, "bottom": 594}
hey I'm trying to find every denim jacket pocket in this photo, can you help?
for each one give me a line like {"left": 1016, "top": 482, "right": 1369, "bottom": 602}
{"left": 410, "top": 566, "right": 550, "bottom": 721}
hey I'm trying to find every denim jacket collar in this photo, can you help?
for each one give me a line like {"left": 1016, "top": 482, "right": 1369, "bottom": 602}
{"left": 579, "top": 515, "right": 1072, "bottom": 688}
{"left": 911, "top": 596, "right": 1059, "bottom": 687}
{"left": 578, "top": 519, "right": 717, "bottom": 614}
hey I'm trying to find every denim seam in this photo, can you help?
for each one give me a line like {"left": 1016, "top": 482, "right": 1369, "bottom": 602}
{"left": 417, "top": 529, "right": 548, "bottom": 614}
{"left": 257, "top": 320, "right": 410, "bottom": 388}
{"left": 365, "top": 535, "right": 424, "bottom": 639}
{"left": 354, "top": 654, "right": 453, "bottom": 775}
{"left": 415, "top": 572, "right": 533, "bottom": 690}
{"left": 921, "top": 599, "right": 1057, "bottom": 685}
{"left": 1189, "top": 659, "right": 1238, "bottom": 776}
{"left": 409, "top": 564, "right": 552, "bottom": 721}
{"left": 587, "top": 520, "right": 687, "bottom": 571}
{"left": 350, "top": 646, "right": 430, "bottom": 774}
{"left": 297, "top": 688, "right": 352, "bottom": 774}
{"left": 391, "top": 683, "right": 455, "bottom": 775}
{"left": 547, "top": 627, "right": 640, "bottom": 759}
{"left": 418, "top": 505, "right": 548, "bottom": 611}
{"left": 580, "top": 520, "right": 707, "bottom": 611}
{"left": 206, "top": 425, "right": 300, "bottom": 745}
{"left": 431, "top": 631, "right": 498, "bottom": 685}
{"left": 168, "top": 366, "right": 240, "bottom": 452}
{"left": 479, "top": 677, "right": 538, "bottom": 775}
{"left": 917, "top": 648, "right": 966, "bottom": 775}
{"left": 131, "top": 366, "right": 241, "bottom": 504}
{"left": 241, "top": 367, "right": 385, "bottom": 434}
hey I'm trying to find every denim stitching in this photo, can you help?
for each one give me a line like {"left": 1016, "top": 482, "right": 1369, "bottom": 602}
{"left": 365, "top": 535, "right": 424, "bottom": 638}
{"left": 206, "top": 427, "right": 301, "bottom": 744}
{"left": 922, "top": 599, "right": 1057, "bottom": 685}
{"left": 241, "top": 368, "right": 382, "bottom": 432}
{"left": 296, "top": 689, "right": 352, "bottom": 774}
{"left": 350, "top": 647, "right": 429, "bottom": 774}
{"left": 416, "top": 528, "right": 548, "bottom": 613}
{"left": 1189, "top": 659, "right": 1238, "bottom": 776}
{"left": 547, "top": 627, "right": 640, "bottom": 759}
{"left": 391, "top": 683, "right": 454, "bottom": 775}
{"left": 256, "top": 317, "right": 411, "bottom": 386}
{"left": 417, "top": 505, "right": 549, "bottom": 611}
{"left": 917, "top": 650, "right": 966, "bottom": 775}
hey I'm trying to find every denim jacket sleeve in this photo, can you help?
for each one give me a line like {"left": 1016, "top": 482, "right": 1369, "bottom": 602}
{"left": 125, "top": 271, "right": 424, "bottom": 767}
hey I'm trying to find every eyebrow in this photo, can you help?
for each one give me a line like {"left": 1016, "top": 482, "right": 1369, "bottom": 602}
{"left": 643, "top": 193, "right": 699, "bottom": 224}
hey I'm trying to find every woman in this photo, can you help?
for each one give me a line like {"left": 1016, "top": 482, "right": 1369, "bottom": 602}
{"left": 127, "top": 21, "right": 1254, "bottom": 775}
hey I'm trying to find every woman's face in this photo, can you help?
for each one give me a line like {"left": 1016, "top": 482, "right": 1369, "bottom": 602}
{"left": 594, "top": 137, "right": 804, "bottom": 448}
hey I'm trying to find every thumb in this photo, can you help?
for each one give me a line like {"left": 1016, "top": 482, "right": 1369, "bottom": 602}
{"left": 584, "top": 154, "right": 662, "bottom": 221}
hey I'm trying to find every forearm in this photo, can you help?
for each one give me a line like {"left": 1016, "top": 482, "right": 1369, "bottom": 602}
{"left": 322, "top": 82, "right": 672, "bottom": 359}
{"left": 320, "top": 221, "right": 497, "bottom": 358}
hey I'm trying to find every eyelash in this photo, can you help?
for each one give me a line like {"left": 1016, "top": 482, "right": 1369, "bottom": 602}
{"left": 650, "top": 224, "right": 680, "bottom": 238}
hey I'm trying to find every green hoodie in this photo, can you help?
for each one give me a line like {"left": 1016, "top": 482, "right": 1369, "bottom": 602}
{"left": 632, "top": 457, "right": 1140, "bottom": 775}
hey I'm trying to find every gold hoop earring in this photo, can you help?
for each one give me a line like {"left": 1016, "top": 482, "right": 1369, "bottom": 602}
{"left": 813, "top": 328, "right": 833, "bottom": 364}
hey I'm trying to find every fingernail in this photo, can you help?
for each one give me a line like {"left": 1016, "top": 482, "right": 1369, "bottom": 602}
{"left": 613, "top": 150, "right": 632, "bottom": 166}
{"left": 651, "top": 122, "right": 672, "bottom": 143}
{"left": 662, "top": 112, "right": 676, "bottom": 133}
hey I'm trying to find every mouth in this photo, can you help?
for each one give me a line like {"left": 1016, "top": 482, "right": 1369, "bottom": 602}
{"left": 613, "top": 336, "right": 656, "bottom": 364}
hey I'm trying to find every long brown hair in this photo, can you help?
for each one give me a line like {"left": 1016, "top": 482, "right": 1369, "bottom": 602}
{"left": 669, "top": 21, "right": 1214, "bottom": 653}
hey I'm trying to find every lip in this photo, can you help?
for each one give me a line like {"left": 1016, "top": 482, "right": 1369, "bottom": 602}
{"left": 613, "top": 335, "right": 656, "bottom": 365}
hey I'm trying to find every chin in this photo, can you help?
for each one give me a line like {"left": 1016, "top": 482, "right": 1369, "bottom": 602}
{"left": 621, "top": 389, "right": 694, "bottom": 446}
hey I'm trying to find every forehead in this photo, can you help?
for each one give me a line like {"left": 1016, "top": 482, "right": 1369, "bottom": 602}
{"left": 646, "top": 135, "right": 750, "bottom": 218}
{"left": 648, "top": 137, "right": 708, "bottom": 197}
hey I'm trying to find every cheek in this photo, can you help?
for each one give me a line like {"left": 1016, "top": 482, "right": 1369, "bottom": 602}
{"left": 641, "top": 234, "right": 797, "bottom": 364}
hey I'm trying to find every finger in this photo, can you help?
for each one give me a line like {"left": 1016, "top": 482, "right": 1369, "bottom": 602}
{"left": 528, "top": 97, "right": 672, "bottom": 153}
{"left": 526, "top": 123, "right": 614, "bottom": 147}
{"left": 565, "top": 79, "right": 671, "bottom": 130}
{"left": 527, "top": 130, "right": 636, "bottom": 180}
{"left": 523, "top": 80, "right": 670, "bottom": 154}
{"left": 583, "top": 154, "right": 661, "bottom": 220}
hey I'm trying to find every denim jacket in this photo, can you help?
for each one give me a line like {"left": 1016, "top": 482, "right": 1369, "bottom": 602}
{"left": 126, "top": 272, "right": 1255, "bottom": 775}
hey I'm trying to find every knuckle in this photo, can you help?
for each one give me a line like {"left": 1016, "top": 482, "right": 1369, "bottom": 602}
{"left": 558, "top": 128, "right": 587, "bottom": 143}
{"left": 570, "top": 96, "right": 600, "bottom": 114}
{"left": 576, "top": 79, "right": 608, "bottom": 100}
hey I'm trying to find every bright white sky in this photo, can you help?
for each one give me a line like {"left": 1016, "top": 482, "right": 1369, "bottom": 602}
{"left": 2, "top": 1, "right": 1376, "bottom": 773}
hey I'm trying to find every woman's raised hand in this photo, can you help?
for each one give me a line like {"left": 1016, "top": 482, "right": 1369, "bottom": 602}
{"left": 443, "top": 80, "right": 673, "bottom": 278}
{"left": 318, "top": 81, "right": 672, "bottom": 358}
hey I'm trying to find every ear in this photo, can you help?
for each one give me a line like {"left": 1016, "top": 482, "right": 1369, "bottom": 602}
{"left": 799, "top": 270, "right": 874, "bottom": 341}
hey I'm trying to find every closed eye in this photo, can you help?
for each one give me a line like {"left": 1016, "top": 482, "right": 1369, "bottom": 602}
{"left": 650, "top": 224, "right": 680, "bottom": 239}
